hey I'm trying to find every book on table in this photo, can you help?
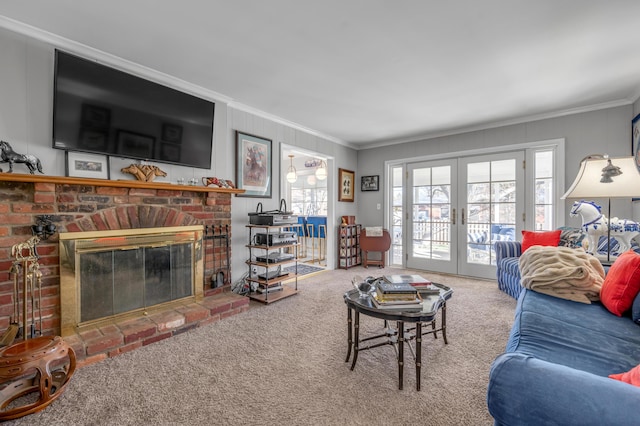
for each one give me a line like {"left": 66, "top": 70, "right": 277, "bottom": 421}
{"left": 372, "top": 292, "right": 423, "bottom": 310}
{"left": 383, "top": 274, "right": 440, "bottom": 295}
{"left": 375, "top": 281, "right": 417, "bottom": 295}
{"left": 384, "top": 274, "right": 431, "bottom": 285}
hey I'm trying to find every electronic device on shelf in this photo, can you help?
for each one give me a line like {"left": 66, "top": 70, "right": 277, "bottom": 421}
{"left": 257, "top": 265, "right": 290, "bottom": 280}
{"left": 255, "top": 253, "right": 295, "bottom": 264}
{"left": 255, "top": 231, "right": 297, "bottom": 246}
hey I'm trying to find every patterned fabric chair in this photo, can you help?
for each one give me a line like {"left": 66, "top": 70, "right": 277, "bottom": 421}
{"left": 495, "top": 227, "right": 587, "bottom": 299}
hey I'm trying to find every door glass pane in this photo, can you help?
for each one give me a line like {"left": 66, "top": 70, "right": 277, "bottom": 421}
{"left": 391, "top": 166, "right": 403, "bottom": 265}
{"left": 411, "top": 165, "right": 452, "bottom": 261}
{"left": 467, "top": 162, "right": 490, "bottom": 183}
{"left": 491, "top": 159, "right": 516, "bottom": 181}
{"left": 468, "top": 183, "right": 490, "bottom": 202}
{"left": 466, "top": 159, "right": 517, "bottom": 266}
{"left": 534, "top": 150, "right": 554, "bottom": 230}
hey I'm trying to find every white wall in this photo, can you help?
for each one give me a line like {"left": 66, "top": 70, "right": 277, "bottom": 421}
{"left": 357, "top": 105, "right": 636, "bottom": 228}
{"left": 0, "top": 26, "right": 359, "bottom": 285}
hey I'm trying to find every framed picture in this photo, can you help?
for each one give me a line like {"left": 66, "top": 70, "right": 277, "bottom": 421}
{"left": 162, "top": 123, "right": 183, "bottom": 143}
{"left": 339, "top": 168, "right": 355, "bottom": 202}
{"left": 235, "top": 131, "right": 272, "bottom": 198}
{"left": 65, "top": 151, "right": 110, "bottom": 179}
{"left": 116, "top": 130, "right": 155, "bottom": 159}
{"left": 361, "top": 175, "right": 379, "bottom": 191}
{"left": 633, "top": 113, "right": 640, "bottom": 173}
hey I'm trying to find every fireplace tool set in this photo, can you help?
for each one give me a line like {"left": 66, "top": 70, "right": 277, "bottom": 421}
{"left": 205, "top": 224, "right": 231, "bottom": 288}
{"left": 1, "top": 236, "right": 44, "bottom": 345}
{"left": 0, "top": 233, "right": 76, "bottom": 420}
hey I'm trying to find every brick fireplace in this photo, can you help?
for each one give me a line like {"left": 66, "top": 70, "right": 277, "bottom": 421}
{"left": 0, "top": 174, "right": 248, "bottom": 366}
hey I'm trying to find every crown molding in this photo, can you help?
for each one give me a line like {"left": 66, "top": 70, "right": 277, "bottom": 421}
{"left": 356, "top": 99, "right": 633, "bottom": 150}
{"left": 227, "top": 101, "right": 351, "bottom": 148}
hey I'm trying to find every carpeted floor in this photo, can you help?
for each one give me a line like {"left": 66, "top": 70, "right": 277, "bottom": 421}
{"left": 6, "top": 267, "right": 516, "bottom": 426}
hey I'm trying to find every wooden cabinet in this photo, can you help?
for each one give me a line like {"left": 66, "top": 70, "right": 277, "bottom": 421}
{"left": 246, "top": 224, "right": 300, "bottom": 304}
{"left": 338, "top": 224, "right": 361, "bottom": 269}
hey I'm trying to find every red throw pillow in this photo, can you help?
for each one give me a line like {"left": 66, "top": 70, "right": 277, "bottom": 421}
{"left": 610, "top": 363, "right": 640, "bottom": 386}
{"left": 600, "top": 250, "right": 640, "bottom": 316}
{"left": 521, "top": 230, "right": 561, "bottom": 252}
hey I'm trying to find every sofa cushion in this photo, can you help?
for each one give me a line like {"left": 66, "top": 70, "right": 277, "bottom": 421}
{"left": 521, "top": 229, "right": 561, "bottom": 252}
{"left": 558, "top": 226, "right": 585, "bottom": 248}
{"left": 507, "top": 290, "right": 640, "bottom": 376}
{"left": 600, "top": 250, "right": 640, "bottom": 316}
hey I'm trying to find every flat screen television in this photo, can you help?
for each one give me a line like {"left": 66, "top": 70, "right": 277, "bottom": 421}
{"left": 53, "top": 50, "right": 215, "bottom": 169}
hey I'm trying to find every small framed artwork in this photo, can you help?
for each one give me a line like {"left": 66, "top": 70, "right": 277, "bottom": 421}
{"left": 162, "top": 123, "right": 183, "bottom": 143}
{"left": 361, "top": 175, "right": 379, "bottom": 191}
{"left": 116, "top": 130, "right": 155, "bottom": 159}
{"left": 633, "top": 113, "right": 640, "bottom": 173}
{"left": 339, "top": 168, "right": 355, "bottom": 202}
{"left": 235, "top": 131, "right": 272, "bottom": 198}
{"left": 66, "top": 151, "right": 110, "bottom": 179}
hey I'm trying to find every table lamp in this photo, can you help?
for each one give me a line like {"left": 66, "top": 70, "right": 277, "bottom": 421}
{"left": 561, "top": 154, "right": 640, "bottom": 263}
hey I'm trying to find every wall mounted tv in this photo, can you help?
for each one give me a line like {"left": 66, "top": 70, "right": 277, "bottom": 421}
{"left": 53, "top": 50, "right": 215, "bottom": 169}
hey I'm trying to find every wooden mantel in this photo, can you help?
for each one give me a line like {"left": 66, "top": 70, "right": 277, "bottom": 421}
{"left": 0, "top": 173, "right": 245, "bottom": 194}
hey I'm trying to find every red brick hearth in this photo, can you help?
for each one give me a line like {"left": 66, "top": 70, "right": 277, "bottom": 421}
{"left": 0, "top": 175, "right": 248, "bottom": 366}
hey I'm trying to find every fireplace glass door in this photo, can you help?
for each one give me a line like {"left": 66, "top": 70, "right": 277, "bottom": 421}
{"left": 79, "top": 243, "right": 193, "bottom": 323}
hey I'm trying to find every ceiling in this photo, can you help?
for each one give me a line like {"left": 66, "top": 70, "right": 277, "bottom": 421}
{"left": 1, "top": 1, "right": 640, "bottom": 150}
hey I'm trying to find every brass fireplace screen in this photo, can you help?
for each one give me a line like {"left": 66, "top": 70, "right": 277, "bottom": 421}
{"left": 59, "top": 226, "right": 204, "bottom": 336}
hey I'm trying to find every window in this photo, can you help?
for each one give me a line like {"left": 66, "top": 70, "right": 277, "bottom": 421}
{"left": 533, "top": 149, "right": 554, "bottom": 230}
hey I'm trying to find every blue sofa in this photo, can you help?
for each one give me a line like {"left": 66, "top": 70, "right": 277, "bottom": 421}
{"left": 487, "top": 289, "right": 640, "bottom": 425}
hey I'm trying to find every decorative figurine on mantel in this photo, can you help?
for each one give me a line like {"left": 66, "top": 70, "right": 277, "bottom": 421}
{"left": 121, "top": 163, "right": 167, "bottom": 182}
{"left": 202, "top": 176, "right": 235, "bottom": 188}
{"left": 0, "top": 141, "right": 43, "bottom": 174}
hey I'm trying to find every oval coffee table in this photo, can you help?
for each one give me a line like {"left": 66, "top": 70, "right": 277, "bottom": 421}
{"left": 344, "top": 282, "right": 452, "bottom": 391}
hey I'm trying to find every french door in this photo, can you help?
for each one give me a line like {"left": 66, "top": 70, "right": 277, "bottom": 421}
{"left": 457, "top": 152, "right": 524, "bottom": 278}
{"left": 405, "top": 152, "right": 524, "bottom": 279}
{"left": 406, "top": 159, "right": 458, "bottom": 274}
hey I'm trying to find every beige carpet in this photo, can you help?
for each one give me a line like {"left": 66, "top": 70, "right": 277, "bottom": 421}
{"left": 7, "top": 267, "right": 516, "bottom": 426}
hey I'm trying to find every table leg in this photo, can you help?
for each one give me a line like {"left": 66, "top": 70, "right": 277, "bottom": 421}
{"left": 398, "top": 320, "right": 404, "bottom": 390}
{"left": 441, "top": 301, "right": 448, "bottom": 345}
{"left": 416, "top": 322, "right": 422, "bottom": 391}
{"left": 350, "top": 311, "right": 360, "bottom": 370}
{"left": 345, "top": 307, "right": 352, "bottom": 362}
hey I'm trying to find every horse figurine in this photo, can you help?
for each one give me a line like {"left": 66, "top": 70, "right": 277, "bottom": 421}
{"left": 121, "top": 163, "right": 167, "bottom": 182}
{"left": 569, "top": 200, "right": 640, "bottom": 255}
{"left": 0, "top": 141, "right": 43, "bottom": 174}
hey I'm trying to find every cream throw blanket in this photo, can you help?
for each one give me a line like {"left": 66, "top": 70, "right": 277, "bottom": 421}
{"left": 519, "top": 245, "right": 605, "bottom": 304}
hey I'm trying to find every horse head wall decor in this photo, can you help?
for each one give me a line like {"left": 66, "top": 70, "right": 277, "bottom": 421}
{"left": 121, "top": 163, "right": 167, "bottom": 182}
{"left": 0, "top": 141, "right": 44, "bottom": 174}
{"left": 569, "top": 200, "right": 640, "bottom": 256}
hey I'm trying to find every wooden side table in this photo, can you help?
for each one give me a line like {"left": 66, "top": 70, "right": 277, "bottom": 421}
{"left": 0, "top": 336, "right": 76, "bottom": 420}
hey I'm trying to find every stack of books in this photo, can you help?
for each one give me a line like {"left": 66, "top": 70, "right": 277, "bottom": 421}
{"left": 372, "top": 281, "right": 423, "bottom": 310}
{"left": 383, "top": 274, "right": 440, "bottom": 296}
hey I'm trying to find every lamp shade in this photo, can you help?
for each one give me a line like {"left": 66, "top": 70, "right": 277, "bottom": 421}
{"left": 561, "top": 156, "right": 640, "bottom": 199}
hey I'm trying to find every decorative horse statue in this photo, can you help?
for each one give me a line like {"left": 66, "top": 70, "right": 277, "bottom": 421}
{"left": 121, "top": 163, "right": 167, "bottom": 182}
{"left": 0, "top": 141, "right": 43, "bottom": 174}
{"left": 569, "top": 200, "right": 640, "bottom": 255}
